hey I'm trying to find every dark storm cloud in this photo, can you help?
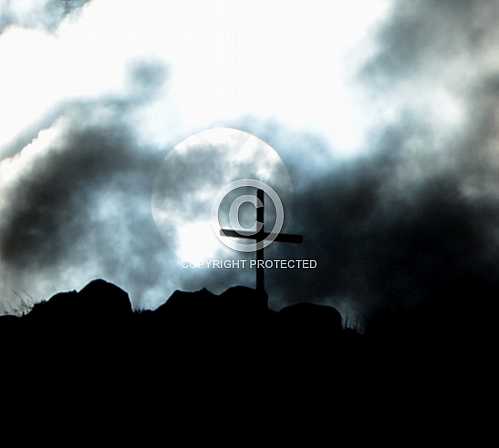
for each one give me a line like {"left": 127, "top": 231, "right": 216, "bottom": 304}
{"left": 263, "top": 119, "right": 499, "bottom": 313}
{"left": 361, "top": 0, "right": 499, "bottom": 85}
{"left": 0, "top": 112, "right": 154, "bottom": 268}
{"left": 158, "top": 61, "right": 499, "bottom": 319}
{"left": 261, "top": 0, "right": 499, "bottom": 317}
{"left": 193, "top": 0, "right": 499, "bottom": 321}
{"left": 0, "top": 0, "right": 92, "bottom": 34}
{"left": 0, "top": 60, "right": 170, "bottom": 311}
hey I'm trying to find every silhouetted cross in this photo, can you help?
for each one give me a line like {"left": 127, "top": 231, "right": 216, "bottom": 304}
{"left": 220, "top": 188, "right": 303, "bottom": 294}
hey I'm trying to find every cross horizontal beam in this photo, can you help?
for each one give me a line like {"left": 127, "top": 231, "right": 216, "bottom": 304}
{"left": 220, "top": 228, "right": 303, "bottom": 244}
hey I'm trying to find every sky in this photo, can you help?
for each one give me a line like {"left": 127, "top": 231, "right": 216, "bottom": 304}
{"left": 1, "top": 0, "right": 499, "bottom": 324}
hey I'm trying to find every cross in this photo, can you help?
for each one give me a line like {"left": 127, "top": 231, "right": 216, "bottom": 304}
{"left": 220, "top": 188, "right": 303, "bottom": 294}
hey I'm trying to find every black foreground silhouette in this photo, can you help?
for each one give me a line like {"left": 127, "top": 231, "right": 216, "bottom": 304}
{"left": 1, "top": 277, "right": 494, "bottom": 392}
{"left": 1, "top": 279, "right": 351, "bottom": 353}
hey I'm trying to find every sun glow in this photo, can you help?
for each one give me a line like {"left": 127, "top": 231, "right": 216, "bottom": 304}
{"left": 0, "top": 0, "right": 391, "bottom": 158}
{"left": 176, "top": 221, "right": 219, "bottom": 266}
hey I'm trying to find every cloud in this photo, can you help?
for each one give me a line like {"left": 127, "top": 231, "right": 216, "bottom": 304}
{"left": 0, "top": 61, "right": 170, "bottom": 313}
{"left": 177, "top": 0, "right": 499, "bottom": 323}
{"left": 362, "top": 0, "right": 499, "bottom": 83}
{"left": 0, "top": 0, "right": 92, "bottom": 34}
{"left": 3, "top": 0, "right": 499, "bottom": 328}
{"left": 258, "top": 0, "right": 499, "bottom": 320}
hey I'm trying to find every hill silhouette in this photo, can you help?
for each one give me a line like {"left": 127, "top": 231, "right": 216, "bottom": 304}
{"left": 0, "top": 277, "right": 493, "bottom": 389}
{"left": 0, "top": 280, "right": 364, "bottom": 368}
{"left": 0, "top": 281, "right": 416, "bottom": 425}
{"left": 12, "top": 279, "right": 346, "bottom": 334}
{"left": 8, "top": 279, "right": 347, "bottom": 347}
{"left": 2, "top": 278, "right": 495, "bottom": 423}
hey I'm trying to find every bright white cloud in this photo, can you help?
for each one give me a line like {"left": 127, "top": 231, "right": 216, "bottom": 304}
{"left": 0, "top": 0, "right": 391, "bottom": 157}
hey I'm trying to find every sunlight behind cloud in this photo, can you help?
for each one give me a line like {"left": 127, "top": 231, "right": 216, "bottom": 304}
{"left": 0, "top": 0, "right": 391, "bottom": 158}
{"left": 176, "top": 221, "right": 219, "bottom": 266}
